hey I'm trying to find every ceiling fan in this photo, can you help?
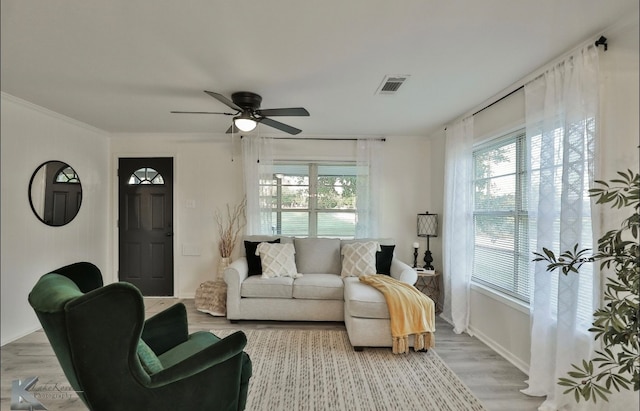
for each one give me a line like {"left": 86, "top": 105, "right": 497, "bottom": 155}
{"left": 171, "top": 91, "right": 309, "bottom": 135}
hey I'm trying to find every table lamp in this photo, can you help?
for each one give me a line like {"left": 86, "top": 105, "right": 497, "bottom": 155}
{"left": 417, "top": 212, "right": 438, "bottom": 270}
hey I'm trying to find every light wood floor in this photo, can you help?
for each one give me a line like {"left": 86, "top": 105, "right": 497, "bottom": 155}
{"left": 1, "top": 298, "right": 543, "bottom": 410}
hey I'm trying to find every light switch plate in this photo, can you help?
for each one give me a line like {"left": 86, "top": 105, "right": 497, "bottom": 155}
{"left": 182, "top": 243, "right": 201, "bottom": 256}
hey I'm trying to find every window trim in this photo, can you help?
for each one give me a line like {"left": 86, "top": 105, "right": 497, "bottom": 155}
{"left": 470, "top": 282, "right": 530, "bottom": 315}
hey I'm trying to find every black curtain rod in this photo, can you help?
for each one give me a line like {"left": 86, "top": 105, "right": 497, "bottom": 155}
{"left": 472, "top": 85, "right": 524, "bottom": 117}
{"left": 459, "top": 35, "right": 608, "bottom": 124}
{"left": 240, "top": 136, "right": 386, "bottom": 142}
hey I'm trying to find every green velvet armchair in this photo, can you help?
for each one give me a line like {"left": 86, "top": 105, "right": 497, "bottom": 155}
{"left": 28, "top": 262, "right": 252, "bottom": 411}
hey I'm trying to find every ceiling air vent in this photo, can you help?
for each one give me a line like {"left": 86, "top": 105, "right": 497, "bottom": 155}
{"left": 375, "top": 74, "right": 410, "bottom": 95}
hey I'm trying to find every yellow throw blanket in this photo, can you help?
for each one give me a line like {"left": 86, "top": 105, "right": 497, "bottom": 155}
{"left": 359, "top": 274, "right": 435, "bottom": 354}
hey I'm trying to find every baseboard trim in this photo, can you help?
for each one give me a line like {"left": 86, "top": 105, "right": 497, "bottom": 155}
{"left": 1, "top": 325, "right": 42, "bottom": 347}
{"left": 179, "top": 292, "right": 195, "bottom": 299}
{"left": 468, "top": 324, "right": 530, "bottom": 375}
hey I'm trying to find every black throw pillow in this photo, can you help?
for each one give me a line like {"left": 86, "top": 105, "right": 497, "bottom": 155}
{"left": 376, "top": 245, "right": 395, "bottom": 275}
{"left": 245, "top": 239, "right": 280, "bottom": 276}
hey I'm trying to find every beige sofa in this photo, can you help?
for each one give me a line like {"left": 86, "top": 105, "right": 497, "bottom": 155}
{"left": 224, "top": 236, "right": 419, "bottom": 350}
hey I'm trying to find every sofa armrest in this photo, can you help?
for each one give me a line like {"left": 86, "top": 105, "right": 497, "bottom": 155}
{"left": 224, "top": 258, "right": 249, "bottom": 319}
{"left": 390, "top": 259, "right": 417, "bottom": 285}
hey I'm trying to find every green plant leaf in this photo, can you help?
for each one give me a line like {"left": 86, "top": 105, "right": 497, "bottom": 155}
{"left": 593, "top": 385, "right": 610, "bottom": 402}
{"left": 558, "top": 378, "right": 577, "bottom": 387}
{"left": 547, "top": 171, "right": 640, "bottom": 404}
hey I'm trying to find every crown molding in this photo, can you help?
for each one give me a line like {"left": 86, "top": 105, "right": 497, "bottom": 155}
{"left": 1, "top": 92, "right": 109, "bottom": 136}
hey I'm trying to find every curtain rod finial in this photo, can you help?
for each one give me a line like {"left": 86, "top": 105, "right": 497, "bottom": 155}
{"left": 595, "top": 35, "right": 608, "bottom": 51}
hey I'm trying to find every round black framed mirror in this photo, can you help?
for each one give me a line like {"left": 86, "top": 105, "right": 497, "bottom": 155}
{"left": 29, "top": 161, "right": 83, "bottom": 226}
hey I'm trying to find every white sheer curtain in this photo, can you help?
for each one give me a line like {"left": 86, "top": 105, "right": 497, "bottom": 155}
{"left": 442, "top": 116, "right": 474, "bottom": 334}
{"left": 522, "top": 45, "right": 601, "bottom": 410}
{"left": 242, "top": 135, "right": 273, "bottom": 235}
{"left": 355, "top": 138, "right": 383, "bottom": 238}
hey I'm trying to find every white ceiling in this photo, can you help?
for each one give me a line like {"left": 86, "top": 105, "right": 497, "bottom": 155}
{"left": 1, "top": 0, "right": 636, "bottom": 137}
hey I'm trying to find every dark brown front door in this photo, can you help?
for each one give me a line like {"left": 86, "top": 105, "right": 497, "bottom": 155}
{"left": 118, "top": 157, "right": 174, "bottom": 296}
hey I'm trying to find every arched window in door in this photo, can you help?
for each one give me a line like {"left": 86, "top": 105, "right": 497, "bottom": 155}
{"left": 128, "top": 167, "right": 165, "bottom": 185}
{"left": 55, "top": 166, "right": 80, "bottom": 183}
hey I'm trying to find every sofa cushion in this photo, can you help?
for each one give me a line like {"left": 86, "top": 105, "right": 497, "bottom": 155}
{"left": 343, "top": 277, "right": 390, "bottom": 319}
{"left": 376, "top": 245, "right": 395, "bottom": 275}
{"left": 241, "top": 276, "right": 294, "bottom": 298}
{"left": 340, "top": 241, "right": 380, "bottom": 277}
{"left": 256, "top": 243, "right": 301, "bottom": 278}
{"left": 245, "top": 239, "right": 280, "bottom": 276}
{"left": 294, "top": 238, "right": 341, "bottom": 274}
{"left": 292, "top": 274, "right": 344, "bottom": 300}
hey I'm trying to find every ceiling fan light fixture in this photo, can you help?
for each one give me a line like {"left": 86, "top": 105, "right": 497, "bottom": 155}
{"left": 234, "top": 114, "right": 257, "bottom": 132}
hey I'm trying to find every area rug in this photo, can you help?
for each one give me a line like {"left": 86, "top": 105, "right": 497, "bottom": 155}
{"left": 212, "top": 329, "right": 486, "bottom": 411}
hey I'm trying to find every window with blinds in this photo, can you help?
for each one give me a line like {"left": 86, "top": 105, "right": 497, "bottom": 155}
{"left": 528, "top": 121, "right": 595, "bottom": 324}
{"left": 262, "top": 163, "right": 358, "bottom": 238}
{"left": 472, "top": 127, "right": 594, "bottom": 323}
{"left": 472, "top": 130, "right": 530, "bottom": 302}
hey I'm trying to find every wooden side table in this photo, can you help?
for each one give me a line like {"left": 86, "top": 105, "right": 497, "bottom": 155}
{"left": 414, "top": 269, "right": 442, "bottom": 314}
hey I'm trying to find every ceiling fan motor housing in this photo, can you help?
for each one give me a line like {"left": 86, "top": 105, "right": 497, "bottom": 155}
{"left": 232, "top": 92, "right": 262, "bottom": 110}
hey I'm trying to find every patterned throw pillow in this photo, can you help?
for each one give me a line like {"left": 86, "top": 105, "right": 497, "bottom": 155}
{"left": 341, "top": 241, "right": 381, "bottom": 277}
{"left": 256, "top": 242, "right": 301, "bottom": 278}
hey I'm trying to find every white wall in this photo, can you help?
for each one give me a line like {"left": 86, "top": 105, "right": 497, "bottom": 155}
{"left": 1, "top": 93, "right": 110, "bottom": 345}
{"left": 110, "top": 134, "right": 433, "bottom": 297}
{"left": 598, "top": 15, "right": 640, "bottom": 232}
{"left": 381, "top": 136, "right": 442, "bottom": 267}
{"left": 429, "top": 14, "right": 640, "bottom": 373}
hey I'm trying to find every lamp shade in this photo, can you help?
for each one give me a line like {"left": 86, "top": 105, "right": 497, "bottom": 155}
{"left": 417, "top": 212, "right": 438, "bottom": 237}
{"left": 234, "top": 113, "right": 257, "bottom": 132}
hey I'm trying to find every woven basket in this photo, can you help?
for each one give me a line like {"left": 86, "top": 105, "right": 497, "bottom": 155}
{"left": 195, "top": 279, "right": 227, "bottom": 316}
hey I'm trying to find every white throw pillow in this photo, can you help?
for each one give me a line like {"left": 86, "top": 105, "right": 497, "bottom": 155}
{"left": 341, "top": 241, "right": 380, "bottom": 277}
{"left": 256, "top": 242, "right": 302, "bottom": 278}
